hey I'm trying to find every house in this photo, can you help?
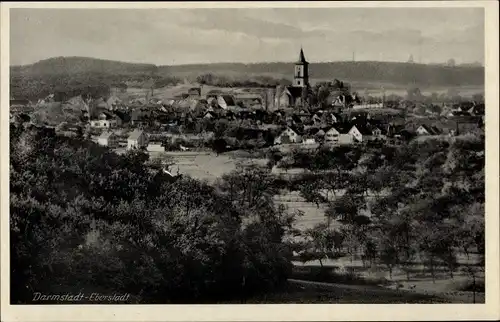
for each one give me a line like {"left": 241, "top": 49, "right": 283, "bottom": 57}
{"left": 325, "top": 113, "right": 341, "bottom": 124}
{"left": 147, "top": 143, "right": 165, "bottom": 152}
{"left": 471, "top": 103, "right": 485, "bottom": 116}
{"left": 188, "top": 87, "right": 201, "bottom": 99}
{"left": 203, "top": 111, "right": 218, "bottom": 119}
{"left": 188, "top": 99, "right": 207, "bottom": 112}
{"left": 217, "top": 95, "right": 237, "bottom": 110}
{"left": 237, "top": 94, "right": 263, "bottom": 109}
{"left": 276, "top": 86, "right": 304, "bottom": 108}
{"left": 312, "top": 113, "right": 323, "bottom": 124}
{"left": 324, "top": 126, "right": 341, "bottom": 143}
{"left": 416, "top": 124, "right": 441, "bottom": 136}
{"left": 89, "top": 111, "right": 122, "bottom": 128}
{"left": 131, "top": 109, "right": 152, "bottom": 127}
{"left": 302, "top": 126, "right": 327, "bottom": 145}
{"left": 349, "top": 111, "right": 370, "bottom": 122}
{"left": 106, "top": 95, "right": 122, "bottom": 110}
{"left": 274, "top": 127, "right": 302, "bottom": 145}
{"left": 173, "top": 94, "right": 190, "bottom": 100}
{"left": 303, "top": 138, "right": 316, "bottom": 145}
{"left": 206, "top": 89, "right": 223, "bottom": 100}
{"left": 348, "top": 124, "right": 373, "bottom": 142}
{"left": 127, "top": 129, "right": 148, "bottom": 150}
{"left": 352, "top": 103, "right": 383, "bottom": 109}
{"left": 149, "top": 97, "right": 163, "bottom": 105}
{"left": 329, "top": 94, "right": 347, "bottom": 108}
{"left": 113, "top": 110, "right": 131, "bottom": 124}
{"left": 97, "top": 131, "right": 119, "bottom": 148}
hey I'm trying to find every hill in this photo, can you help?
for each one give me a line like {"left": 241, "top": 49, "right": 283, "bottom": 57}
{"left": 11, "top": 56, "right": 157, "bottom": 76}
{"left": 10, "top": 57, "right": 484, "bottom": 101}
{"left": 159, "top": 61, "right": 484, "bottom": 87}
{"left": 12, "top": 57, "right": 484, "bottom": 87}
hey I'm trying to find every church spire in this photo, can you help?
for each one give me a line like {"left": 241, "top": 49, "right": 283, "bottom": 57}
{"left": 298, "top": 47, "right": 307, "bottom": 64}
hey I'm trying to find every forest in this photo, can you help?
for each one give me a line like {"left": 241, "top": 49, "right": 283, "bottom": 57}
{"left": 10, "top": 123, "right": 297, "bottom": 304}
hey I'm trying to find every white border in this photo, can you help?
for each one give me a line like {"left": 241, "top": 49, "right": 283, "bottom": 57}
{"left": 1, "top": 2, "right": 499, "bottom": 321}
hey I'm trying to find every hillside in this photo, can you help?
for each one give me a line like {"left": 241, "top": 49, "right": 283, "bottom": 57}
{"left": 11, "top": 57, "right": 484, "bottom": 88}
{"left": 11, "top": 56, "right": 157, "bottom": 76}
{"left": 159, "top": 61, "right": 484, "bottom": 87}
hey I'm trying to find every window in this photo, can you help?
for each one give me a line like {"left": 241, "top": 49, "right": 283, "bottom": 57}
{"left": 295, "top": 66, "right": 301, "bottom": 77}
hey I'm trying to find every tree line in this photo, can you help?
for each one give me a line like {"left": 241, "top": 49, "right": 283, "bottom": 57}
{"left": 10, "top": 123, "right": 298, "bottom": 304}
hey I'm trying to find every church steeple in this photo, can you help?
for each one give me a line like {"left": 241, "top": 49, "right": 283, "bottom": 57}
{"left": 298, "top": 47, "right": 307, "bottom": 64}
{"left": 293, "top": 47, "right": 309, "bottom": 88}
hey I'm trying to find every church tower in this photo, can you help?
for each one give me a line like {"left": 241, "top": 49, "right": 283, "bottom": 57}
{"left": 293, "top": 47, "right": 309, "bottom": 88}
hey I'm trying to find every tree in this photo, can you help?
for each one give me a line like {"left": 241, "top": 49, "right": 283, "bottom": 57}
{"left": 472, "top": 93, "right": 484, "bottom": 104}
{"left": 379, "top": 239, "right": 399, "bottom": 280}
{"left": 300, "top": 223, "right": 343, "bottom": 268}
{"left": 298, "top": 181, "right": 326, "bottom": 209}
{"left": 10, "top": 126, "right": 298, "bottom": 304}
{"left": 211, "top": 138, "right": 227, "bottom": 156}
{"left": 214, "top": 119, "right": 229, "bottom": 138}
{"left": 406, "top": 87, "right": 423, "bottom": 102}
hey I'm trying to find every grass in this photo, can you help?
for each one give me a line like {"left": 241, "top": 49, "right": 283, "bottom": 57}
{"left": 291, "top": 261, "right": 485, "bottom": 304}
{"left": 220, "top": 280, "right": 448, "bottom": 304}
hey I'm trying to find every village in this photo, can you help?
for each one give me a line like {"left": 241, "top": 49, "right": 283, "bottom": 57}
{"left": 10, "top": 48, "right": 485, "bottom": 161}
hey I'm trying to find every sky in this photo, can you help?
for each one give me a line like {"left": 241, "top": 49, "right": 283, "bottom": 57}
{"left": 10, "top": 7, "right": 484, "bottom": 66}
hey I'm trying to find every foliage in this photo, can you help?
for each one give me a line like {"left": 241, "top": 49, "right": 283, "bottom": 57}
{"left": 273, "top": 134, "right": 485, "bottom": 283}
{"left": 10, "top": 124, "right": 297, "bottom": 303}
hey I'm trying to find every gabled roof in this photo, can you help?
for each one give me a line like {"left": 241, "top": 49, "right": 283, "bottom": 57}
{"left": 330, "top": 122, "right": 354, "bottom": 134}
{"left": 99, "top": 131, "right": 115, "bottom": 139}
{"left": 417, "top": 124, "right": 441, "bottom": 135}
{"left": 204, "top": 111, "right": 217, "bottom": 118}
{"left": 325, "top": 126, "right": 341, "bottom": 134}
{"left": 281, "top": 125, "right": 302, "bottom": 136}
{"left": 219, "top": 95, "right": 236, "bottom": 106}
{"left": 128, "top": 130, "right": 144, "bottom": 140}
{"left": 100, "top": 111, "right": 115, "bottom": 120}
{"left": 114, "top": 110, "right": 130, "bottom": 122}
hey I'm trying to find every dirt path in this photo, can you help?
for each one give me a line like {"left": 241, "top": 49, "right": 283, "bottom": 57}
{"left": 287, "top": 278, "right": 448, "bottom": 303}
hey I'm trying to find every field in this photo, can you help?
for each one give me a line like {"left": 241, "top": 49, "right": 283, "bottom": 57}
{"left": 148, "top": 150, "right": 328, "bottom": 230}
{"left": 146, "top": 149, "right": 485, "bottom": 303}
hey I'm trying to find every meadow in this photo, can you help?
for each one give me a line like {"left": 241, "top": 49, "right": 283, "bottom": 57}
{"left": 147, "top": 142, "right": 485, "bottom": 304}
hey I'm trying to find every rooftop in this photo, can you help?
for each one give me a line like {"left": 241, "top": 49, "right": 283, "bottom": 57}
{"left": 128, "top": 129, "right": 144, "bottom": 140}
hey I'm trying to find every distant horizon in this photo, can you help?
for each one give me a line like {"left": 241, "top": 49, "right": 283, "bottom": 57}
{"left": 10, "top": 55, "right": 485, "bottom": 68}
{"left": 10, "top": 8, "right": 484, "bottom": 66}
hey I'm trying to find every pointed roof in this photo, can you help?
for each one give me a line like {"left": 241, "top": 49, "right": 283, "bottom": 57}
{"left": 297, "top": 47, "right": 308, "bottom": 64}
{"left": 128, "top": 129, "right": 144, "bottom": 140}
{"left": 99, "top": 131, "right": 115, "bottom": 139}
